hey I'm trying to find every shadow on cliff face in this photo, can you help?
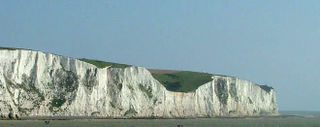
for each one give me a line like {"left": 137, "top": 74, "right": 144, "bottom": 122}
{"left": 48, "top": 68, "right": 79, "bottom": 113}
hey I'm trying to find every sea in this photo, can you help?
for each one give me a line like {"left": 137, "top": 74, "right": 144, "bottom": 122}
{"left": 0, "top": 111, "right": 319, "bottom": 127}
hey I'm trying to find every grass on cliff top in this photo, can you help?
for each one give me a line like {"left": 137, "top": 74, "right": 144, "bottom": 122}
{"left": 259, "top": 85, "right": 273, "bottom": 93}
{"left": 0, "top": 47, "right": 20, "bottom": 50}
{"left": 0, "top": 46, "right": 35, "bottom": 51}
{"left": 79, "top": 58, "right": 131, "bottom": 68}
{"left": 149, "top": 69, "right": 213, "bottom": 92}
{"left": 78, "top": 58, "right": 213, "bottom": 92}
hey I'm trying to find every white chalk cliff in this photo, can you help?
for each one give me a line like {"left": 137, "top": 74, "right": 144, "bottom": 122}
{"left": 0, "top": 49, "right": 278, "bottom": 119}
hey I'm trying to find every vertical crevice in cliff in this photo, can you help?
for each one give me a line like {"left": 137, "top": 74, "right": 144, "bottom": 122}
{"left": 215, "top": 79, "right": 229, "bottom": 106}
{"left": 82, "top": 68, "right": 98, "bottom": 92}
{"left": 107, "top": 69, "right": 124, "bottom": 112}
{"left": 229, "top": 82, "right": 238, "bottom": 102}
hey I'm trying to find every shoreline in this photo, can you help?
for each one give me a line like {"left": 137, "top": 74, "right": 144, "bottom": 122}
{"left": 0, "top": 114, "right": 312, "bottom": 120}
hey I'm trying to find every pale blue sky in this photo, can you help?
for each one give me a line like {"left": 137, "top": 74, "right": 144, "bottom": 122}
{"left": 1, "top": 0, "right": 319, "bottom": 111}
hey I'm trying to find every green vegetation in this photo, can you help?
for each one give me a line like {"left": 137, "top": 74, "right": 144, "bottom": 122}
{"left": 4, "top": 74, "right": 45, "bottom": 115}
{"left": 79, "top": 58, "right": 131, "bottom": 68}
{"left": 138, "top": 84, "right": 153, "bottom": 98}
{"left": 150, "top": 70, "right": 213, "bottom": 92}
{"left": 59, "top": 70, "right": 79, "bottom": 92}
{"left": 0, "top": 47, "right": 17, "bottom": 50}
{"left": 259, "top": 85, "right": 273, "bottom": 93}
{"left": 0, "top": 46, "right": 33, "bottom": 51}
{"left": 47, "top": 68, "right": 79, "bottom": 111}
{"left": 51, "top": 98, "right": 66, "bottom": 107}
{"left": 82, "top": 69, "right": 97, "bottom": 91}
{"left": 124, "top": 107, "right": 137, "bottom": 117}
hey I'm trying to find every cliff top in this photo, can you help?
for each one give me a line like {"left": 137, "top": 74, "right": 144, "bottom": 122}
{"left": 0, "top": 46, "right": 273, "bottom": 93}
{"left": 79, "top": 58, "right": 131, "bottom": 69}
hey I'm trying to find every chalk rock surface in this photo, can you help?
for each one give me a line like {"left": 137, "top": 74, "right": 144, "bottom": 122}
{"left": 0, "top": 49, "right": 278, "bottom": 119}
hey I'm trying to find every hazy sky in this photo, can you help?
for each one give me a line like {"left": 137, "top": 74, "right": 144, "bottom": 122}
{"left": 1, "top": 0, "right": 319, "bottom": 111}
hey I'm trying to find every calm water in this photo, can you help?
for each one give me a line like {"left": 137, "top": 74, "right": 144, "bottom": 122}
{"left": 0, "top": 111, "right": 319, "bottom": 127}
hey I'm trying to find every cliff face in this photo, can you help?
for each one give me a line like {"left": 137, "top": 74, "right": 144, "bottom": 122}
{"left": 0, "top": 49, "right": 278, "bottom": 119}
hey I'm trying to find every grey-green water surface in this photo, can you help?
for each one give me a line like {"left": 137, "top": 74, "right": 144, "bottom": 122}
{"left": 0, "top": 117, "right": 319, "bottom": 127}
